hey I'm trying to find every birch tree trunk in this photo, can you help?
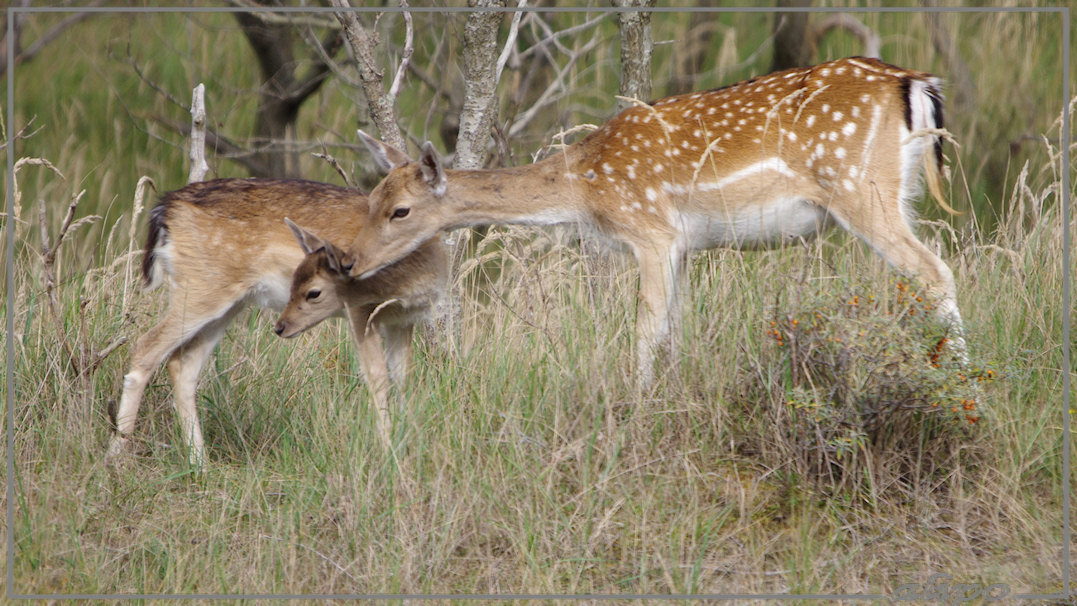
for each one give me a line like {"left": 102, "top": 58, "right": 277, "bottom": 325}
{"left": 455, "top": 0, "right": 505, "bottom": 169}
{"left": 612, "top": 0, "right": 655, "bottom": 109}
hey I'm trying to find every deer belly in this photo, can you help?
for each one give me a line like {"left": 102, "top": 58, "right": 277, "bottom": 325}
{"left": 679, "top": 196, "right": 828, "bottom": 250}
{"left": 248, "top": 272, "right": 293, "bottom": 310}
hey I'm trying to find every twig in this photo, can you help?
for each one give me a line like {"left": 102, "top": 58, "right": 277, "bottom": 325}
{"left": 507, "top": 33, "right": 601, "bottom": 138}
{"left": 87, "top": 336, "right": 129, "bottom": 375}
{"left": 495, "top": 0, "right": 527, "bottom": 84}
{"left": 387, "top": 0, "right": 413, "bottom": 100}
{"left": 312, "top": 151, "right": 354, "bottom": 189}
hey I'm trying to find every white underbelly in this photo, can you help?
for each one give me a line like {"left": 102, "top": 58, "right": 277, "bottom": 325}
{"left": 248, "top": 272, "right": 293, "bottom": 310}
{"left": 678, "top": 196, "right": 829, "bottom": 250}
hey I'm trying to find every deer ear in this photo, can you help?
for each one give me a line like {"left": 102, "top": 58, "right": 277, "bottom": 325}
{"left": 285, "top": 218, "right": 326, "bottom": 255}
{"left": 321, "top": 239, "right": 349, "bottom": 277}
{"left": 418, "top": 141, "right": 447, "bottom": 196}
{"left": 357, "top": 129, "right": 411, "bottom": 173}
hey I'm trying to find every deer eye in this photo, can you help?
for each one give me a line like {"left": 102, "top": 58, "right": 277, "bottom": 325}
{"left": 390, "top": 207, "right": 410, "bottom": 220}
{"left": 305, "top": 288, "right": 321, "bottom": 301}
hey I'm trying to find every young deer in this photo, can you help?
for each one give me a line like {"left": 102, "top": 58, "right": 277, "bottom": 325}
{"left": 343, "top": 57, "right": 966, "bottom": 385}
{"left": 274, "top": 218, "right": 446, "bottom": 448}
{"left": 109, "top": 178, "right": 446, "bottom": 466}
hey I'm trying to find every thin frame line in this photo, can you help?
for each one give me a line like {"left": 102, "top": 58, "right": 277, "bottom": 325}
{"left": 1060, "top": 5, "right": 1073, "bottom": 600}
{"left": 6, "top": 3, "right": 17, "bottom": 601}
{"left": 8, "top": 5, "right": 1072, "bottom": 14}
{"left": 4, "top": 4, "right": 1072, "bottom": 602}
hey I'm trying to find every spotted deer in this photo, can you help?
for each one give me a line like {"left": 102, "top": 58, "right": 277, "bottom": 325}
{"left": 108, "top": 178, "right": 447, "bottom": 466}
{"left": 342, "top": 57, "right": 966, "bottom": 386}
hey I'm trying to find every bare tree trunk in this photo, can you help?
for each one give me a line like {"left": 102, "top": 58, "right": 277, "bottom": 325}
{"left": 771, "top": 0, "right": 813, "bottom": 72}
{"left": 235, "top": 8, "right": 341, "bottom": 177}
{"left": 455, "top": 0, "right": 505, "bottom": 170}
{"left": 613, "top": 0, "right": 656, "bottom": 108}
{"left": 667, "top": 1, "right": 719, "bottom": 96}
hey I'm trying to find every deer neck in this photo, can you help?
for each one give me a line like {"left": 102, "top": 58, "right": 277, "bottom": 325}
{"left": 442, "top": 152, "right": 588, "bottom": 228}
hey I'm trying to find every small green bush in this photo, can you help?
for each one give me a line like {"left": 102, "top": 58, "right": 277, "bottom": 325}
{"left": 731, "top": 276, "right": 997, "bottom": 500}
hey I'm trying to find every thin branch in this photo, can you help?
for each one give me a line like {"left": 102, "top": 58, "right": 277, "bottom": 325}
{"left": 517, "top": 12, "right": 608, "bottom": 61}
{"left": 0, "top": 0, "right": 106, "bottom": 77}
{"left": 508, "top": 34, "right": 601, "bottom": 138}
{"left": 388, "top": 0, "right": 413, "bottom": 100}
{"left": 313, "top": 151, "right": 354, "bottom": 189}
{"left": 331, "top": 0, "right": 405, "bottom": 150}
{"left": 495, "top": 0, "right": 527, "bottom": 84}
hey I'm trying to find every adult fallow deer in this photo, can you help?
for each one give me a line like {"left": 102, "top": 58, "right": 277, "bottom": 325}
{"left": 343, "top": 57, "right": 967, "bottom": 386}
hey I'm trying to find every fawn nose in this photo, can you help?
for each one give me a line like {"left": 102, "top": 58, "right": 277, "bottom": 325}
{"left": 273, "top": 321, "right": 285, "bottom": 336}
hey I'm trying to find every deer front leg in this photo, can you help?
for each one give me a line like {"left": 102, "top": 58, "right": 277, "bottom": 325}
{"left": 346, "top": 305, "right": 394, "bottom": 450}
{"left": 379, "top": 320, "right": 415, "bottom": 388}
{"left": 632, "top": 240, "right": 684, "bottom": 390}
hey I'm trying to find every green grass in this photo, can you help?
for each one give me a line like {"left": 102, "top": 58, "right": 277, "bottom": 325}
{"left": 4, "top": 5, "right": 1074, "bottom": 599}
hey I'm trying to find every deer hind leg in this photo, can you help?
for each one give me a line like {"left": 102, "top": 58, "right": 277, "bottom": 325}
{"left": 165, "top": 306, "right": 241, "bottom": 467}
{"left": 831, "top": 189, "right": 967, "bottom": 357}
{"left": 108, "top": 296, "right": 240, "bottom": 462}
{"left": 631, "top": 238, "right": 686, "bottom": 389}
{"left": 346, "top": 304, "right": 394, "bottom": 450}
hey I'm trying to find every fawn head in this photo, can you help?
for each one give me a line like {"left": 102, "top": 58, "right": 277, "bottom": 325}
{"left": 343, "top": 130, "right": 450, "bottom": 280}
{"left": 274, "top": 218, "right": 349, "bottom": 338}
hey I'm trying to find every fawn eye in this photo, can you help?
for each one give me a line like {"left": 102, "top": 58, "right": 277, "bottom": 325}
{"left": 306, "top": 288, "right": 321, "bottom": 301}
{"left": 391, "top": 207, "right": 410, "bottom": 220}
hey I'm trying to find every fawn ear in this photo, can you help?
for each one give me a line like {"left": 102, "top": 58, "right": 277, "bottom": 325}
{"left": 418, "top": 141, "right": 447, "bottom": 196}
{"left": 285, "top": 217, "right": 326, "bottom": 255}
{"left": 321, "top": 239, "right": 349, "bottom": 277}
{"left": 357, "top": 129, "right": 411, "bottom": 174}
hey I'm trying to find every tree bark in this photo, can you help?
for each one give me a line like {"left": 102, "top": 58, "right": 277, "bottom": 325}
{"left": 612, "top": 0, "right": 656, "bottom": 108}
{"left": 770, "top": 0, "right": 813, "bottom": 72}
{"left": 331, "top": 0, "right": 407, "bottom": 152}
{"left": 455, "top": 0, "right": 505, "bottom": 170}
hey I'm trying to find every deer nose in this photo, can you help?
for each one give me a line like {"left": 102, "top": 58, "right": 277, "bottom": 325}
{"left": 273, "top": 321, "right": 285, "bottom": 336}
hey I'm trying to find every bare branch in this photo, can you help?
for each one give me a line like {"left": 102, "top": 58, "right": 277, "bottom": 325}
{"left": 313, "top": 151, "right": 354, "bottom": 189}
{"left": 331, "top": 0, "right": 405, "bottom": 150}
{"left": 225, "top": 0, "right": 341, "bottom": 30}
{"left": 188, "top": 84, "right": 210, "bottom": 184}
{"left": 0, "top": 0, "right": 105, "bottom": 77}
{"left": 495, "top": 0, "right": 527, "bottom": 84}
{"left": 507, "top": 33, "right": 602, "bottom": 138}
{"left": 517, "top": 12, "right": 608, "bottom": 61}
{"left": 388, "top": 1, "right": 414, "bottom": 100}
